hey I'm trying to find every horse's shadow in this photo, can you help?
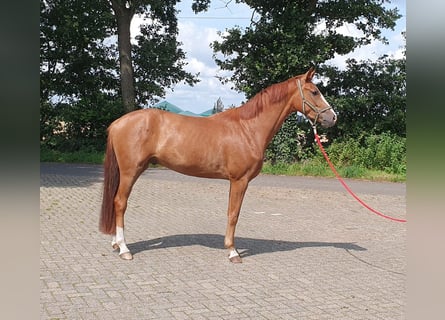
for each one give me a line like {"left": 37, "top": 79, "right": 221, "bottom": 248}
{"left": 128, "top": 234, "right": 366, "bottom": 258}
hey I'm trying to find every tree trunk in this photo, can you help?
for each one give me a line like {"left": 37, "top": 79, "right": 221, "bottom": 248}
{"left": 110, "top": 0, "right": 136, "bottom": 113}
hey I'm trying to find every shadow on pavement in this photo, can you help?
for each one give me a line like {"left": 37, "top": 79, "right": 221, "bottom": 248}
{"left": 128, "top": 233, "right": 366, "bottom": 258}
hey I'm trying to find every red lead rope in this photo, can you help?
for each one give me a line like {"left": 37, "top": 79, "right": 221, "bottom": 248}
{"left": 314, "top": 133, "right": 407, "bottom": 223}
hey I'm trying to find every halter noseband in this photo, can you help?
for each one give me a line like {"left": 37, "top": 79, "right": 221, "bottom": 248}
{"left": 297, "top": 79, "right": 333, "bottom": 128}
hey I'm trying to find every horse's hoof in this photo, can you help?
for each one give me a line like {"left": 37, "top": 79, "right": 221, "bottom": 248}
{"left": 228, "top": 249, "right": 242, "bottom": 263}
{"left": 119, "top": 252, "right": 133, "bottom": 260}
{"left": 229, "top": 255, "right": 242, "bottom": 263}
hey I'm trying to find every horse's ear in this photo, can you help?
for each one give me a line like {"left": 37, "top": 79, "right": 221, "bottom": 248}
{"left": 305, "top": 66, "right": 316, "bottom": 82}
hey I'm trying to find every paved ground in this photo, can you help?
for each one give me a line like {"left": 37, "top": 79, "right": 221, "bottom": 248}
{"left": 40, "top": 163, "right": 406, "bottom": 319}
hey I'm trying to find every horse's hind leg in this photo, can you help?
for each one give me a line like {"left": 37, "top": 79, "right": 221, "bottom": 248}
{"left": 112, "top": 170, "right": 143, "bottom": 260}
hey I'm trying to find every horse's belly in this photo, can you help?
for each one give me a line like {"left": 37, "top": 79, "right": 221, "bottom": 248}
{"left": 160, "top": 159, "right": 228, "bottom": 179}
{"left": 155, "top": 149, "right": 229, "bottom": 179}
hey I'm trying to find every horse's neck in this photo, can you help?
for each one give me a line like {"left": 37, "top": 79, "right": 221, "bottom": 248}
{"left": 242, "top": 99, "right": 295, "bottom": 152}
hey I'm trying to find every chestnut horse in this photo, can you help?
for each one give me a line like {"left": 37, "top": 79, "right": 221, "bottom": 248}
{"left": 99, "top": 67, "right": 337, "bottom": 263}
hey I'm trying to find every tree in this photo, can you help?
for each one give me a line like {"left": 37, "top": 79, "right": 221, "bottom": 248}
{"left": 41, "top": 0, "right": 209, "bottom": 111}
{"left": 211, "top": 0, "right": 403, "bottom": 163}
{"left": 40, "top": 0, "right": 117, "bottom": 104}
{"left": 212, "top": 0, "right": 401, "bottom": 98}
{"left": 321, "top": 50, "right": 406, "bottom": 139}
{"left": 107, "top": 0, "right": 211, "bottom": 112}
{"left": 40, "top": 0, "right": 121, "bottom": 150}
{"left": 213, "top": 97, "right": 225, "bottom": 114}
{"left": 133, "top": 19, "right": 198, "bottom": 106}
{"left": 108, "top": 0, "right": 136, "bottom": 113}
{"left": 40, "top": 0, "right": 212, "bottom": 151}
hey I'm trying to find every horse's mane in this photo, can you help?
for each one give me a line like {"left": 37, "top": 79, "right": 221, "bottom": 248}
{"left": 220, "top": 78, "right": 294, "bottom": 121}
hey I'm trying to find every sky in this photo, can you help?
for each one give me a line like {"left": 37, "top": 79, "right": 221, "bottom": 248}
{"left": 132, "top": 0, "right": 406, "bottom": 114}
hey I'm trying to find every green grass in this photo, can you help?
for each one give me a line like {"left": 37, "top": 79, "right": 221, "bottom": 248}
{"left": 40, "top": 148, "right": 405, "bottom": 182}
{"left": 261, "top": 161, "right": 405, "bottom": 182}
{"left": 40, "top": 148, "right": 105, "bottom": 164}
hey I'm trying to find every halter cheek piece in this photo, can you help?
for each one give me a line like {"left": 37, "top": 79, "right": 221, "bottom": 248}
{"left": 297, "top": 79, "right": 333, "bottom": 128}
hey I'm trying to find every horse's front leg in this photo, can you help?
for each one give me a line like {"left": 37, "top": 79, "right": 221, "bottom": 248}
{"left": 224, "top": 178, "right": 248, "bottom": 263}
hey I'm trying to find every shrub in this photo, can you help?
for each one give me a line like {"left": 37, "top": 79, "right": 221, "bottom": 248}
{"left": 40, "top": 94, "right": 125, "bottom": 152}
{"left": 323, "top": 133, "right": 406, "bottom": 175}
{"left": 265, "top": 116, "right": 314, "bottom": 163}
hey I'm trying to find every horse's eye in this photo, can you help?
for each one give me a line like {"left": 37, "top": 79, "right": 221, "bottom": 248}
{"left": 312, "top": 90, "right": 318, "bottom": 96}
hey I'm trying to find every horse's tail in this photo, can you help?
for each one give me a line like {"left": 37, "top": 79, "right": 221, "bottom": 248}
{"left": 99, "top": 134, "right": 119, "bottom": 235}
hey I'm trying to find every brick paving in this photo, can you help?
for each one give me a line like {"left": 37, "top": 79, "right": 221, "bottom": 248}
{"left": 40, "top": 163, "right": 406, "bottom": 319}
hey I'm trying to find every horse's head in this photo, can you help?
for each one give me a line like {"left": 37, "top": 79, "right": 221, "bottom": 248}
{"left": 293, "top": 67, "right": 337, "bottom": 128}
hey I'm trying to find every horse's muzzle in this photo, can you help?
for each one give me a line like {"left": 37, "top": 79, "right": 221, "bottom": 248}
{"left": 320, "top": 111, "right": 337, "bottom": 128}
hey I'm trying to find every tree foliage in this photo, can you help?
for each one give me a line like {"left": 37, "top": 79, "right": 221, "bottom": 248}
{"left": 40, "top": 0, "right": 117, "bottom": 104}
{"left": 213, "top": 97, "right": 225, "bottom": 114}
{"left": 211, "top": 0, "right": 404, "bottom": 163}
{"left": 212, "top": 0, "right": 400, "bottom": 98}
{"left": 40, "top": 0, "right": 406, "bottom": 168}
{"left": 264, "top": 51, "right": 406, "bottom": 163}
{"left": 40, "top": 0, "right": 121, "bottom": 151}
{"left": 108, "top": 0, "right": 209, "bottom": 111}
{"left": 321, "top": 50, "right": 406, "bottom": 139}
{"left": 133, "top": 20, "right": 198, "bottom": 106}
{"left": 40, "top": 0, "right": 210, "bottom": 151}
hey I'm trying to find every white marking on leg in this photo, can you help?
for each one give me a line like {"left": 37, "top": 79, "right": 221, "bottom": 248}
{"left": 115, "top": 226, "right": 130, "bottom": 255}
{"left": 229, "top": 249, "right": 240, "bottom": 259}
{"left": 111, "top": 235, "right": 118, "bottom": 249}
